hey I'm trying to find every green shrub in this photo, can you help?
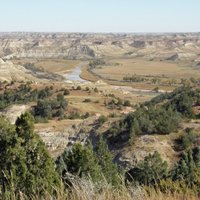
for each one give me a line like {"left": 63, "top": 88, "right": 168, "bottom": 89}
{"left": 76, "top": 86, "right": 82, "bottom": 90}
{"left": 124, "top": 100, "right": 131, "bottom": 107}
{"left": 85, "top": 86, "right": 90, "bottom": 91}
{"left": 98, "top": 115, "right": 107, "bottom": 125}
{"left": 83, "top": 112, "right": 90, "bottom": 118}
{"left": 108, "top": 112, "right": 117, "bottom": 118}
{"left": 94, "top": 87, "right": 98, "bottom": 93}
{"left": 83, "top": 98, "right": 91, "bottom": 103}
{"left": 68, "top": 112, "right": 81, "bottom": 119}
{"left": 171, "top": 147, "right": 200, "bottom": 192}
{"left": 56, "top": 143, "right": 102, "bottom": 183}
{"left": 63, "top": 89, "right": 70, "bottom": 95}
{"left": 126, "top": 151, "right": 168, "bottom": 185}
{"left": 179, "top": 128, "right": 200, "bottom": 150}
{"left": 56, "top": 138, "right": 120, "bottom": 186}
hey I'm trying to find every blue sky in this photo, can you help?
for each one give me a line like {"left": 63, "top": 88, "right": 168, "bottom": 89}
{"left": 0, "top": 0, "right": 200, "bottom": 32}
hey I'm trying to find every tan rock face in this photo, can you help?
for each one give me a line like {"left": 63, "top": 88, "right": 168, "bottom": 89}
{"left": 0, "top": 104, "right": 29, "bottom": 124}
{"left": 35, "top": 116, "right": 99, "bottom": 158}
{"left": 0, "top": 60, "right": 38, "bottom": 82}
{"left": 0, "top": 58, "right": 63, "bottom": 83}
{"left": 117, "top": 135, "right": 177, "bottom": 169}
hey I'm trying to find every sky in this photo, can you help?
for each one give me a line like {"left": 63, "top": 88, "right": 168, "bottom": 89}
{"left": 0, "top": 0, "right": 200, "bottom": 33}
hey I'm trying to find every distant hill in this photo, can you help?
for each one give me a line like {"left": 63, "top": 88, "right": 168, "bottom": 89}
{"left": 0, "top": 32, "right": 200, "bottom": 62}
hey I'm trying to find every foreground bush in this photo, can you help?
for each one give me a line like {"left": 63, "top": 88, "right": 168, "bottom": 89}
{"left": 126, "top": 151, "right": 168, "bottom": 185}
{"left": 56, "top": 138, "right": 121, "bottom": 187}
{"left": 0, "top": 112, "right": 59, "bottom": 198}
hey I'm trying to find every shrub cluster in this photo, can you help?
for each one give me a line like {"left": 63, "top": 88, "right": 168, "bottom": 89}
{"left": 32, "top": 93, "right": 68, "bottom": 121}
{"left": 0, "top": 84, "right": 53, "bottom": 111}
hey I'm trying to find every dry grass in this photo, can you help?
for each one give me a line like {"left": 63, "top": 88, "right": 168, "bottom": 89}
{"left": 80, "top": 66, "right": 99, "bottom": 82}
{"left": 93, "top": 58, "right": 200, "bottom": 80}
{"left": 35, "top": 119, "right": 83, "bottom": 131}
{"left": 35, "top": 59, "right": 80, "bottom": 74}
{"left": 66, "top": 91, "right": 109, "bottom": 115}
{"left": 12, "top": 58, "right": 80, "bottom": 74}
{"left": 65, "top": 88, "right": 126, "bottom": 115}
{"left": 65, "top": 87, "right": 154, "bottom": 116}
{"left": 15, "top": 178, "right": 199, "bottom": 200}
{"left": 80, "top": 58, "right": 200, "bottom": 91}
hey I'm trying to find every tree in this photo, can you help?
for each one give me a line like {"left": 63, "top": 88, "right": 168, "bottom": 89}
{"left": 57, "top": 93, "right": 65, "bottom": 102}
{"left": 124, "top": 106, "right": 181, "bottom": 135}
{"left": 0, "top": 113, "right": 59, "bottom": 198}
{"left": 57, "top": 139, "right": 121, "bottom": 186}
{"left": 172, "top": 148, "right": 200, "bottom": 188}
{"left": 98, "top": 115, "right": 107, "bottom": 125}
{"left": 57, "top": 93, "right": 68, "bottom": 109}
{"left": 40, "top": 100, "right": 52, "bottom": 118}
{"left": 94, "top": 87, "right": 98, "bottom": 93}
{"left": 16, "top": 111, "right": 35, "bottom": 141}
{"left": 124, "top": 100, "right": 131, "bottom": 107}
{"left": 172, "top": 94, "right": 194, "bottom": 118}
{"left": 126, "top": 151, "right": 168, "bottom": 186}
{"left": 0, "top": 116, "right": 18, "bottom": 198}
{"left": 193, "top": 147, "right": 200, "bottom": 167}
{"left": 95, "top": 137, "right": 121, "bottom": 186}
{"left": 56, "top": 143, "right": 102, "bottom": 183}
{"left": 63, "top": 89, "right": 70, "bottom": 96}
{"left": 129, "top": 119, "right": 140, "bottom": 144}
{"left": 76, "top": 86, "right": 81, "bottom": 90}
{"left": 16, "top": 112, "right": 59, "bottom": 195}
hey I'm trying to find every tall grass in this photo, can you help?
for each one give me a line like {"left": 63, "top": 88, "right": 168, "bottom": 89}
{"left": 3, "top": 176, "right": 199, "bottom": 200}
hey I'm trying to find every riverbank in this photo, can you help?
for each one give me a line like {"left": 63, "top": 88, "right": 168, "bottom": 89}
{"left": 79, "top": 65, "right": 172, "bottom": 93}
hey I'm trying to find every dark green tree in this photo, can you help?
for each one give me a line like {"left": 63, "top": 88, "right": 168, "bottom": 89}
{"left": 126, "top": 151, "right": 168, "bottom": 186}
{"left": 193, "top": 147, "right": 200, "bottom": 167}
{"left": 129, "top": 119, "right": 140, "bottom": 144}
{"left": 15, "top": 112, "right": 59, "bottom": 194}
{"left": 63, "top": 89, "right": 70, "bottom": 96}
{"left": 95, "top": 137, "right": 121, "bottom": 186}
{"left": 0, "top": 116, "right": 18, "bottom": 198}
{"left": 34, "top": 100, "right": 52, "bottom": 119}
{"left": 172, "top": 148, "right": 200, "bottom": 189}
{"left": 0, "top": 113, "right": 59, "bottom": 198}
{"left": 56, "top": 143, "right": 102, "bottom": 183}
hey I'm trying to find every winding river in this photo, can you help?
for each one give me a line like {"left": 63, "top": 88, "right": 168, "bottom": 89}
{"left": 64, "top": 63, "right": 168, "bottom": 95}
{"left": 65, "top": 67, "right": 86, "bottom": 82}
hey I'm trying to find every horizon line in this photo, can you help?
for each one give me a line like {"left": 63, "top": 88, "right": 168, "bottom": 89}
{"left": 0, "top": 31, "right": 200, "bottom": 34}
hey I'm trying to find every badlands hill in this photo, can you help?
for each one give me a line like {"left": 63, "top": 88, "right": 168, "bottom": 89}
{"left": 0, "top": 57, "right": 63, "bottom": 82}
{"left": 0, "top": 32, "right": 200, "bottom": 64}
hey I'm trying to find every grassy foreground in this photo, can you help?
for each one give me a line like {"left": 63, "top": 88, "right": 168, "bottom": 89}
{"left": 10, "top": 178, "right": 199, "bottom": 200}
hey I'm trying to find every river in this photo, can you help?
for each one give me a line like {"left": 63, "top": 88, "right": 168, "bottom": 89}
{"left": 65, "top": 67, "right": 86, "bottom": 82}
{"left": 64, "top": 64, "right": 168, "bottom": 95}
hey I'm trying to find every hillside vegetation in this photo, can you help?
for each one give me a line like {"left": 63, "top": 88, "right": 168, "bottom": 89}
{"left": 0, "top": 85, "right": 200, "bottom": 199}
